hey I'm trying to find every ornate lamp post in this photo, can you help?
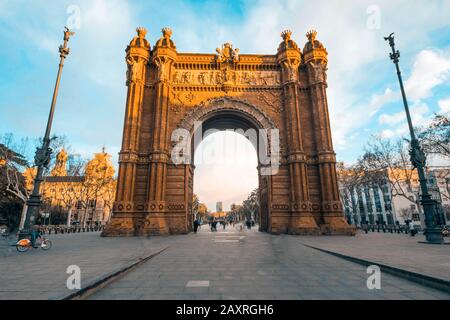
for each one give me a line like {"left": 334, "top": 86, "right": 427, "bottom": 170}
{"left": 20, "top": 27, "right": 75, "bottom": 236}
{"left": 384, "top": 33, "right": 444, "bottom": 244}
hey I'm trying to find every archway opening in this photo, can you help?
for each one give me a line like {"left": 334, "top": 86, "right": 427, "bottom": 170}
{"left": 191, "top": 112, "right": 264, "bottom": 232}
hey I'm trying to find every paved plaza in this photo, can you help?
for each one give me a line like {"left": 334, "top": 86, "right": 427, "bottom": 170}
{"left": 298, "top": 232, "right": 450, "bottom": 282}
{"left": 0, "top": 226, "right": 449, "bottom": 300}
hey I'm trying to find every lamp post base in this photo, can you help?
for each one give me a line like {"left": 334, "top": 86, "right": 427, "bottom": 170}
{"left": 424, "top": 227, "right": 444, "bottom": 244}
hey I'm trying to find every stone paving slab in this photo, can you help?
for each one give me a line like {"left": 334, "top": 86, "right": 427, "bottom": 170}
{"left": 296, "top": 232, "right": 450, "bottom": 282}
{"left": 0, "top": 232, "right": 169, "bottom": 300}
{"left": 87, "top": 227, "right": 450, "bottom": 300}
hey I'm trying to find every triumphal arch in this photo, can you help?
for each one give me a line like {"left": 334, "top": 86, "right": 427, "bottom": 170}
{"left": 102, "top": 27, "right": 354, "bottom": 237}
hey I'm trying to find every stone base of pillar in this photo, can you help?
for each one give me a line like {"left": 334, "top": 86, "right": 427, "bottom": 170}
{"left": 288, "top": 214, "right": 321, "bottom": 235}
{"left": 320, "top": 215, "right": 356, "bottom": 236}
{"left": 101, "top": 217, "right": 137, "bottom": 237}
{"left": 139, "top": 213, "right": 170, "bottom": 236}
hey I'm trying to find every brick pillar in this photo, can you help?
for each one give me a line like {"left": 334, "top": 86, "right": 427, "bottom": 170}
{"left": 141, "top": 28, "right": 177, "bottom": 235}
{"left": 305, "top": 57, "right": 355, "bottom": 236}
{"left": 277, "top": 30, "right": 320, "bottom": 235}
{"left": 103, "top": 28, "right": 151, "bottom": 237}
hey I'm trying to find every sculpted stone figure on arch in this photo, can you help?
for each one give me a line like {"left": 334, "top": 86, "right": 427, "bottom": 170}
{"left": 102, "top": 27, "right": 355, "bottom": 237}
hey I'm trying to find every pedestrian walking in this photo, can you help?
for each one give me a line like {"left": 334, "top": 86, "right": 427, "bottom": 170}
{"left": 193, "top": 219, "right": 200, "bottom": 234}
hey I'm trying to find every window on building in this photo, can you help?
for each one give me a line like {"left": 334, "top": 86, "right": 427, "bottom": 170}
{"left": 412, "top": 213, "right": 420, "bottom": 222}
{"left": 358, "top": 191, "right": 365, "bottom": 214}
{"left": 386, "top": 214, "right": 394, "bottom": 225}
{"left": 368, "top": 214, "right": 375, "bottom": 224}
{"left": 373, "top": 187, "right": 382, "bottom": 212}
{"left": 376, "top": 214, "right": 384, "bottom": 224}
{"left": 76, "top": 201, "right": 83, "bottom": 210}
{"left": 360, "top": 215, "right": 367, "bottom": 224}
{"left": 410, "top": 204, "right": 416, "bottom": 211}
{"left": 89, "top": 199, "right": 96, "bottom": 209}
{"left": 365, "top": 187, "right": 373, "bottom": 213}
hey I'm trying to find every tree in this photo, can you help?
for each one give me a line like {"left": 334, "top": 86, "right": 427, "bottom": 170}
{"left": 0, "top": 134, "right": 31, "bottom": 230}
{"left": 241, "top": 188, "right": 259, "bottom": 222}
{"left": 191, "top": 194, "right": 208, "bottom": 222}
{"left": 420, "top": 114, "right": 450, "bottom": 159}
{"left": 358, "top": 136, "right": 421, "bottom": 224}
{"left": 359, "top": 137, "right": 417, "bottom": 201}
{"left": 336, "top": 162, "right": 364, "bottom": 223}
{"left": 399, "top": 208, "right": 412, "bottom": 223}
{"left": 76, "top": 151, "right": 116, "bottom": 227}
{"left": 197, "top": 203, "right": 208, "bottom": 221}
{"left": 192, "top": 194, "right": 199, "bottom": 219}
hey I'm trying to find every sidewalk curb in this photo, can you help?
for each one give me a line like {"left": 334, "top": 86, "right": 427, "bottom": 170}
{"left": 303, "top": 244, "right": 450, "bottom": 294}
{"left": 60, "top": 247, "right": 169, "bottom": 300}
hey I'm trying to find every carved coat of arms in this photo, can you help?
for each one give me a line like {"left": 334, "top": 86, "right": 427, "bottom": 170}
{"left": 216, "top": 43, "right": 239, "bottom": 63}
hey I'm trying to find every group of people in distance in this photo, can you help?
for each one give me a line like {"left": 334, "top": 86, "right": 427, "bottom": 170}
{"left": 192, "top": 218, "right": 255, "bottom": 234}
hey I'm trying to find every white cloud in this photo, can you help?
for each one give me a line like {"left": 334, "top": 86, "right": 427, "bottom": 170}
{"left": 70, "top": 0, "right": 135, "bottom": 87}
{"left": 438, "top": 98, "right": 450, "bottom": 114}
{"left": 380, "top": 129, "right": 395, "bottom": 139}
{"left": 369, "top": 88, "right": 399, "bottom": 116}
{"left": 379, "top": 111, "right": 406, "bottom": 126}
{"left": 405, "top": 49, "right": 450, "bottom": 102}
{"left": 378, "top": 103, "right": 432, "bottom": 138}
{"left": 368, "top": 48, "right": 450, "bottom": 114}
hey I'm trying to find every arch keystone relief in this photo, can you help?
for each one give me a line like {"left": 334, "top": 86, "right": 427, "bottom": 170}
{"left": 102, "top": 27, "right": 355, "bottom": 237}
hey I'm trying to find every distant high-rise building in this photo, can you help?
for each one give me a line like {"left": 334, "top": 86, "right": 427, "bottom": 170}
{"left": 216, "top": 201, "right": 223, "bottom": 212}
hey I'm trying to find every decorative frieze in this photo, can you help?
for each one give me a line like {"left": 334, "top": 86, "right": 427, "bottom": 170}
{"left": 171, "top": 70, "right": 281, "bottom": 87}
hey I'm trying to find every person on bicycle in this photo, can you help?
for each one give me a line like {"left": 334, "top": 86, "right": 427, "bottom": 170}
{"left": 30, "top": 225, "right": 42, "bottom": 248}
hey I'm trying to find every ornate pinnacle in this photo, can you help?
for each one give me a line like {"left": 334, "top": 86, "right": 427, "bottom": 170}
{"left": 162, "top": 27, "right": 173, "bottom": 39}
{"left": 306, "top": 30, "right": 318, "bottom": 42}
{"left": 136, "top": 27, "right": 147, "bottom": 38}
{"left": 281, "top": 30, "right": 292, "bottom": 41}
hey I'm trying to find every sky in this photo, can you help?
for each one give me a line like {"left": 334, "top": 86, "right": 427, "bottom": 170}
{"left": 0, "top": 0, "right": 449, "bottom": 211}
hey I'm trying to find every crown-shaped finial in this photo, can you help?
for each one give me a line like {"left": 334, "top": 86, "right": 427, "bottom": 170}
{"left": 306, "top": 30, "right": 317, "bottom": 42}
{"left": 281, "top": 30, "right": 292, "bottom": 41}
{"left": 136, "top": 27, "right": 147, "bottom": 38}
{"left": 162, "top": 27, "right": 173, "bottom": 38}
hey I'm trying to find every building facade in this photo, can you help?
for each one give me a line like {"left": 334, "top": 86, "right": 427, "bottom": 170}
{"left": 24, "top": 149, "right": 116, "bottom": 226}
{"left": 340, "top": 167, "right": 450, "bottom": 229}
